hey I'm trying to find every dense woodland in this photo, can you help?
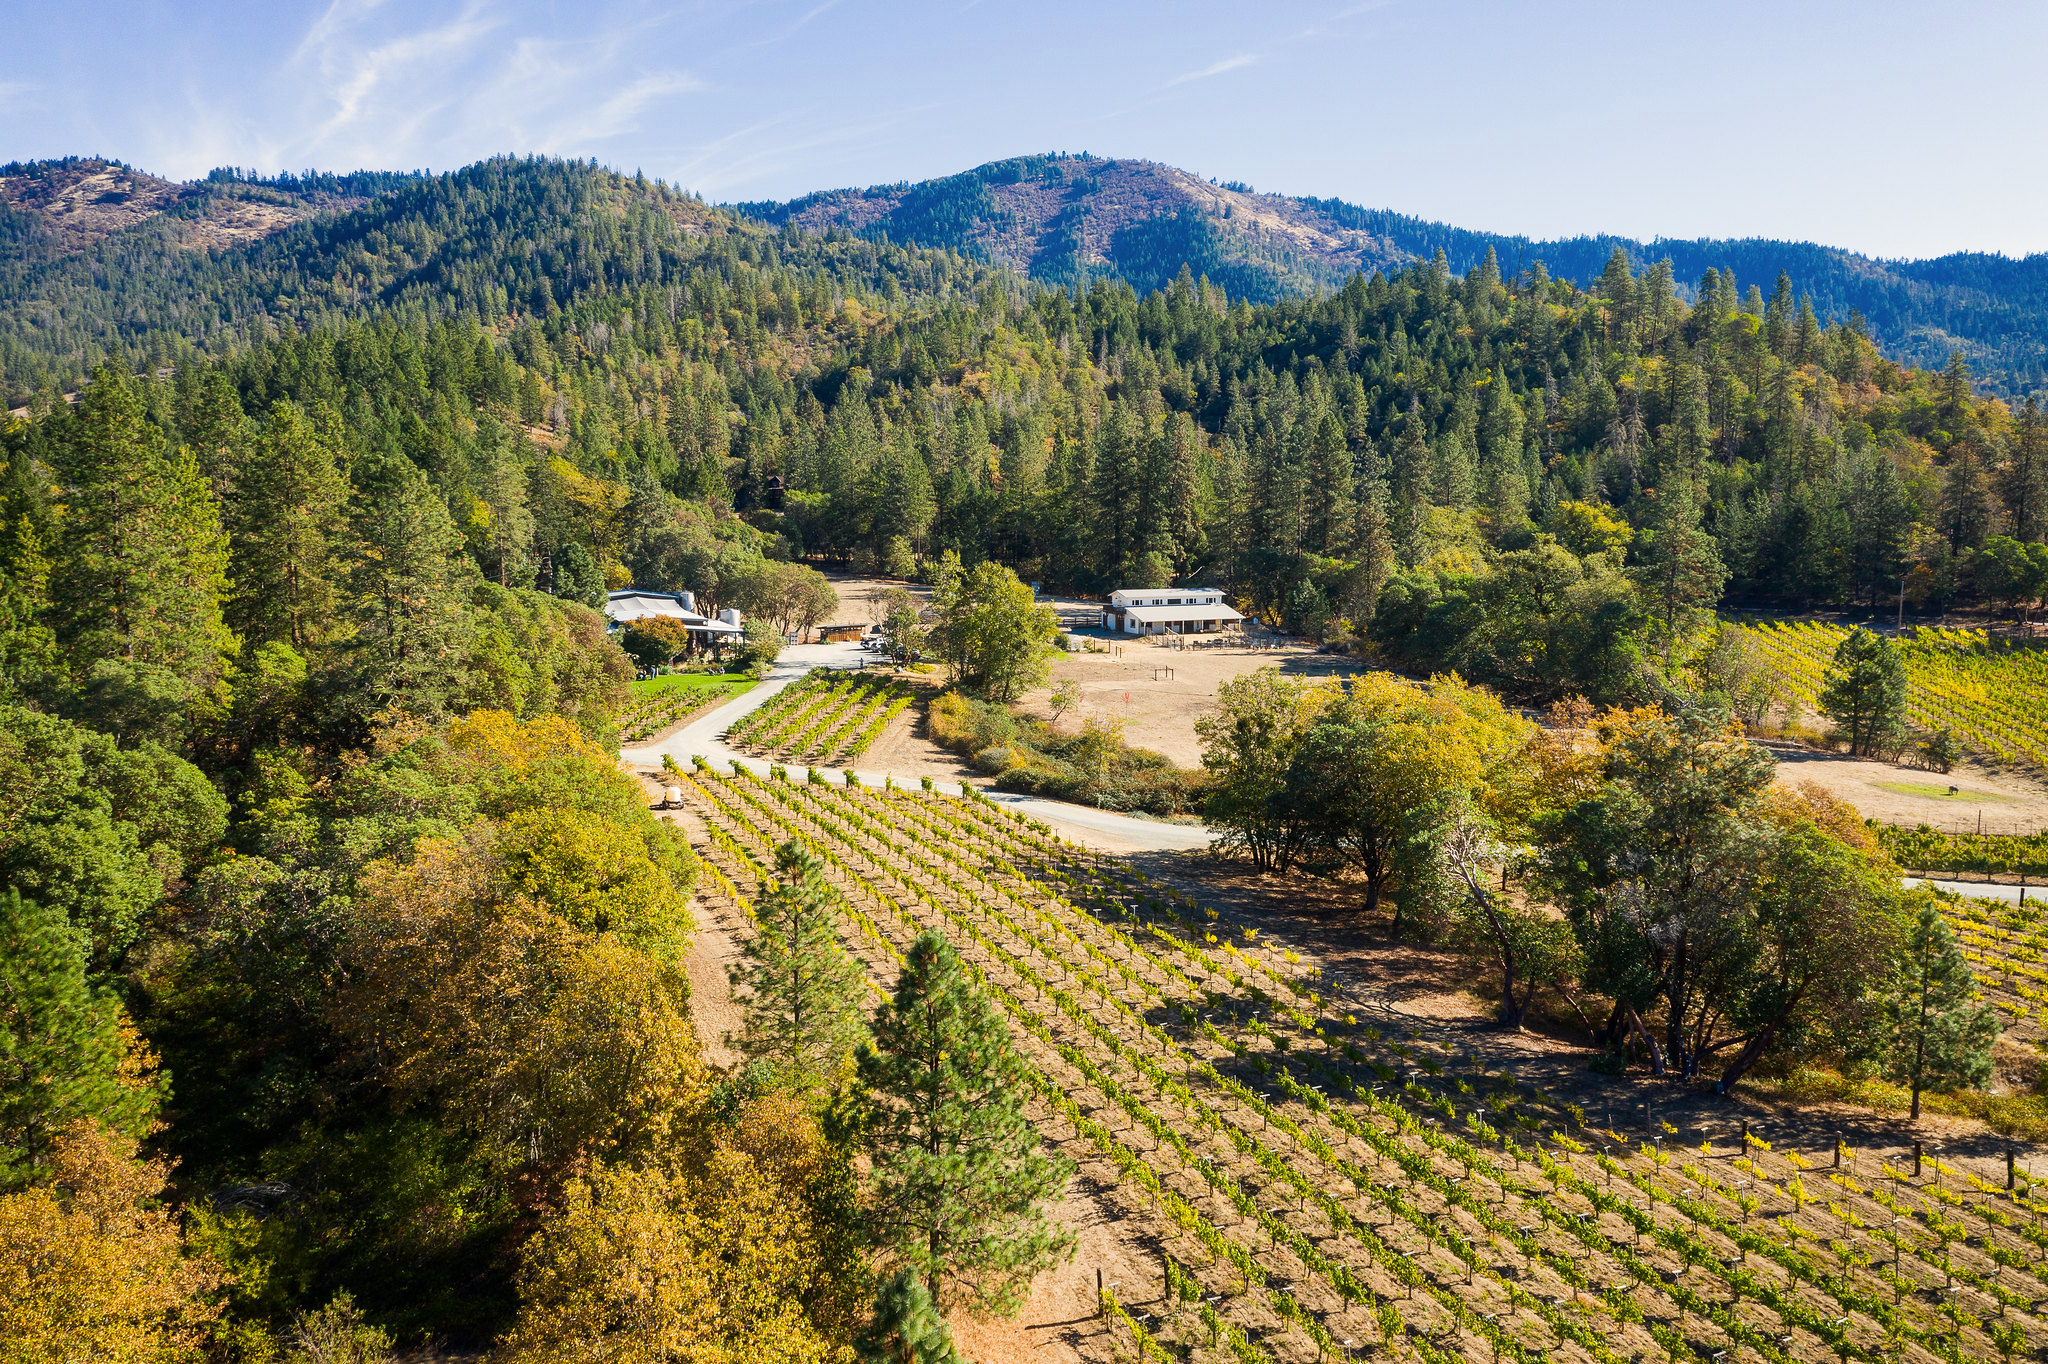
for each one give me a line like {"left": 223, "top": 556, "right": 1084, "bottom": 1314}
{"left": 0, "top": 156, "right": 2040, "bottom": 1356}
{"left": 10, "top": 159, "right": 2045, "bottom": 707}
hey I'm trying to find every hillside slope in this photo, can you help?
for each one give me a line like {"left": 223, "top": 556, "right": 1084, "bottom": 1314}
{"left": 4, "top": 151, "right": 2048, "bottom": 403}
{"left": 0, "top": 157, "right": 764, "bottom": 402}
{"left": 741, "top": 154, "right": 2048, "bottom": 400}
{"left": 739, "top": 154, "right": 1411, "bottom": 301}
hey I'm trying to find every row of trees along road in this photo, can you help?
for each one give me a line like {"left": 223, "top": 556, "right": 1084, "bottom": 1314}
{"left": 1199, "top": 673, "right": 2003, "bottom": 1107}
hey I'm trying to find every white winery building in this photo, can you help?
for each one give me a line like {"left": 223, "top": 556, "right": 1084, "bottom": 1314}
{"left": 1099, "top": 586, "right": 1243, "bottom": 636}
{"left": 603, "top": 590, "right": 745, "bottom": 644}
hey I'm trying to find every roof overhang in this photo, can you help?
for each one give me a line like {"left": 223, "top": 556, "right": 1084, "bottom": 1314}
{"left": 1119, "top": 604, "right": 1243, "bottom": 624}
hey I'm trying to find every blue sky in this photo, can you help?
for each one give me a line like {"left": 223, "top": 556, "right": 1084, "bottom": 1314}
{"left": 7, "top": 0, "right": 2045, "bottom": 259}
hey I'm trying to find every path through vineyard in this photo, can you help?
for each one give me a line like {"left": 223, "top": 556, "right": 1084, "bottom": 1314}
{"left": 620, "top": 640, "right": 1213, "bottom": 853}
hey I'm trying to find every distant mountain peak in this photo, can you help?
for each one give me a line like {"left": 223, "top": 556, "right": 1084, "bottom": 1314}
{"left": 740, "top": 154, "right": 1412, "bottom": 299}
{"left": 0, "top": 157, "right": 377, "bottom": 257}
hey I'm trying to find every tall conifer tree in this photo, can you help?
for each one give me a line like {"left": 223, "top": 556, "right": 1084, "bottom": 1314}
{"left": 855, "top": 930, "right": 1073, "bottom": 1315}
{"left": 1881, "top": 899, "right": 2000, "bottom": 1119}
{"left": 228, "top": 400, "right": 348, "bottom": 651}
{"left": 48, "top": 366, "right": 229, "bottom": 696}
{"left": 731, "top": 843, "right": 867, "bottom": 1095}
{"left": 0, "top": 888, "right": 156, "bottom": 1188}
{"left": 337, "top": 450, "right": 473, "bottom": 721}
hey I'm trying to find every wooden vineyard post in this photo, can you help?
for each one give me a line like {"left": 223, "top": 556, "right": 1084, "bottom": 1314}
{"left": 1097, "top": 1268, "right": 1103, "bottom": 1317}
{"left": 2010, "top": 1147, "right": 2018, "bottom": 1191}
{"left": 1914, "top": 1141, "right": 1923, "bottom": 1178}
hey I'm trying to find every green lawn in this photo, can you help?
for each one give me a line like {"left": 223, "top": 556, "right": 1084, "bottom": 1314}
{"left": 630, "top": 671, "right": 754, "bottom": 698}
{"left": 1873, "top": 779, "right": 2013, "bottom": 802}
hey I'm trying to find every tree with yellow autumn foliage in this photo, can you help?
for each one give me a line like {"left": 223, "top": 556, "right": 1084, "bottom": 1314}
{"left": 0, "top": 1120, "right": 221, "bottom": 1362}
{"left": 500, "top": 1090, "right": 864, "bottom": 1364}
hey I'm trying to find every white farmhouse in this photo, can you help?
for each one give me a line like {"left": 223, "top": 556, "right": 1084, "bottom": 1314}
{"left": 603, "top": 590, "right": 745, "bottom": 645}
{"left": 1099, "top": 586, "right": 1242, "bottom": 636}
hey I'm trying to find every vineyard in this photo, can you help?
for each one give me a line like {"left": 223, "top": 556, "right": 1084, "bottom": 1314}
{"left": 1944, "top": 892, "right": 2048, "bottom": 1052}
{"left": 725, "top": 668, "right": 919, "bottom": 763}
{"left": 673, "top": 766, "right": 2048, "bottom": 1364}
{"left": 1737, "top": 621, "right": 2048, "bottom": 771}
{"left": 1876, "top": 826, "right": 2048, "bottom": 880}
{"left": 616, "top": 673, "right": 755, "bottom": 743}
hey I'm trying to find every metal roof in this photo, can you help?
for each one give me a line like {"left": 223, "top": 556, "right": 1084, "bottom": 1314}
{"left": 603, "top": 592, "right": 742, "bottom": 632}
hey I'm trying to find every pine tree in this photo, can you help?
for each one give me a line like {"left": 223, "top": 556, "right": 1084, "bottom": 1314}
{"left": 1349, "top": 440, "right": 1395, "bottom": 630}
{"left": 0, "top": 888, "right": 156, "bottom": 1188}
{"left": 854, "top": 1266, "right": 963, "bottom": 1364}
{"left": 1793, "top": 296, "right": 1822, "bottom": 364}
{"left": 177, "top": 370, "right": 251, "bottom": 501}
{"left": 1881, "top": 899, "right": 2000, "bottom": 1119}
{"left": 475, "top": 426, "right": 537, "bottom": 588}
{"left": 228, "top": 400, "right": 348, "bottom": 650}
{"left": 336, "top": 451, "right": 474, "bottom": 722}
{"left": 731, "top": 842, "right": 867, "bottom": 1095}
{"left": 1940, "top": 350, "right": 1974, "bottom": 429}
{"left": 855, "top": 930, "right": 1074, "bottom": 1315}
{"left": 1159, "top": 411, "right": 1205, "bottom": 576}
{"left": 1306, "top": 410, "right": 1354, "bottom": 554}
{"left": 1389, "top": 408, "right": 1430, "bottom": 564}
{"left": 1629, "top": 477, "right": 1727, "bottom": 668}
{"left": 1661, "top": 361, "right": 1711, "bottom": 481}
{"left": 1766, "top": 272, "right": 1796, "bottom": 356}
{"left": 1939, "top": 439, "right": 1995, "bottom": 553}
{"left": 47, "top": 366, "right": 229, "bottom": 693}
{"left": 2003, "top": 396, "right": 2048, "bottom": 544}
{"left": 1818, "top": 626, "right": 1907, "bottom": 757}
{"left": 1090, "top": 401, "right": 1143, "bottom": 580}
{"left": 1598, "top": 248, "right": 1636, "bottom": 348}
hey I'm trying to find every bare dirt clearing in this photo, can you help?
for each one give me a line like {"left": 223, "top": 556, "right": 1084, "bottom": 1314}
{"left": 1019, "top": 637, "right": 1370, "bottom": 767}
{"left": 1764, "top": 745, "right": 2048, "bottom": 832}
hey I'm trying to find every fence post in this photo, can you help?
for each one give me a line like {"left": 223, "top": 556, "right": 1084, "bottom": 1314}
{"left": 1097, "top": 1268, "right": 1103, "bottom": 1317}
{"left": 1913, "top": 1141, "right": 1923, "bottom": 1178}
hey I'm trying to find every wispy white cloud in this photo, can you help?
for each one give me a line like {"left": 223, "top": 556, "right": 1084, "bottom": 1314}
{"left": 1161, "top": 53, "right": 1258, "bottom": 89}
{"left": 668, "top": 103, "right": 936, "bottom": 197}
{"left": 296, "top": 0, "right": 502, "bottom": 155}
{"left": 532, "top": 72, "right": 706, "bottom": 154}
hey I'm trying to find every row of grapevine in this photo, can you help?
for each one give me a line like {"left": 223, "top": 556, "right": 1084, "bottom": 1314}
{"left": 1738, "top": 621, "right": 2048, "bottom": 772}
{"left": 725, "top": 669, "right": 921, "bottom": 761}
{"left": 672, "top": 769, "right": 2048, "bottom": 1363}
{"left": 1876, "top": 826, "right": 2048, "bottom": 878}
{"left": 1940, "top": 893, "right": 2048, "bottom": 1053}
{"left": 616, "top": 678, "right": 752, "bottom": 742}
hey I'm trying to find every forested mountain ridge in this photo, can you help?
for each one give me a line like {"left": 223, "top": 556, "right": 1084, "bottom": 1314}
{"left": 0, "top": 156, "right": 764, "bottom": 402}
{"left": 5, "top": 153, "right": 2041, "bottom": 718}
{"left": 736, "top": 153, "right": 1413, "bottom": 301}
{"left": 741, "top": 154, "right": 2048, "bottom": 400}
{"left": 7, "top": 151, "right": 2048, "bottom": 404}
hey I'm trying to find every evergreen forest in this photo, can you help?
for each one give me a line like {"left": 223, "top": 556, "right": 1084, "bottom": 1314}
{"left": 4, "top": 153, "right": 2048, "bottom": 1360}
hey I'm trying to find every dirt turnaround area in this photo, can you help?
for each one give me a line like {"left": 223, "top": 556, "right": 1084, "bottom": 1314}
{"left": 1765, "top": 743, "right": 2048, "bottom": 833}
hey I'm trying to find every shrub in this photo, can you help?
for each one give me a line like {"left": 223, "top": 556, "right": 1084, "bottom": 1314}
{"left": 1911, "top": 726, "right": 1964, "bottom": 773}
{"left": 929, "top": 691, "right": 1202, "bottom": 815}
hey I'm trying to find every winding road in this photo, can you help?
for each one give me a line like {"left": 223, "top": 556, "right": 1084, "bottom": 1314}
{"left": 619, "top": 641, "right": 1214, "bottom": 852}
